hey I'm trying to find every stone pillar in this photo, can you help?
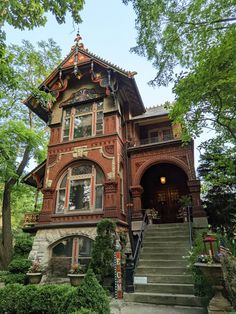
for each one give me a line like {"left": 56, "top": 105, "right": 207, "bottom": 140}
{"left": 130, "top": 185, "right": 143, "bottom": 221}
{"left": 187, "top": 180, "right": 208, "bottom": 228}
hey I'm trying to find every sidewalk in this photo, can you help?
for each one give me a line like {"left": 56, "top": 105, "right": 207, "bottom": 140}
{"left": 110, "top": 300, "right": 206, "bottom": 314}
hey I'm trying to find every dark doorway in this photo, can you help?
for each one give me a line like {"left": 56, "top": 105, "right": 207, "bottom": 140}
{"left": 141, "top": 163, "right": 188, "bottom": 223}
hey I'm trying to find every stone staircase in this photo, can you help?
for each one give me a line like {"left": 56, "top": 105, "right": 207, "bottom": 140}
{"left": 124, "top": 223, "right": 206, "bottom": 313}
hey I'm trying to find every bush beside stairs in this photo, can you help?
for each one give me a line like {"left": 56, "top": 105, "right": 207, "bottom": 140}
{"left": 124, "top": 223, "right": 206, "bottom": 313}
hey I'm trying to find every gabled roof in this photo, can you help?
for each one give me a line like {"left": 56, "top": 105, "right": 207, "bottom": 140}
{"left": 22, "top": 160, "right": 46, "bottom": 188}
{"left": 24, "top": 34, "right": 145, "bottom": 122}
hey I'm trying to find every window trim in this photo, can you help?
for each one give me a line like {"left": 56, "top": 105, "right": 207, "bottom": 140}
{"left": 148, "top": 127, "right": 173, "bottom": 143}
{"left": 51, "top": 236, "right": 93, "bottom": 269}
{"left": 56, "top": 163, "right": 104, "bottom": 214}
{"left": 62, "top": 101, "right": 104, "bottom": 142}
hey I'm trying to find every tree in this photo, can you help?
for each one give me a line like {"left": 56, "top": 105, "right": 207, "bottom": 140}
{"left": 0, "top": 0, "right": 84, "bottom": 93}
{"left": 169, "top": 30, "right": 236, "bottom": 143}
{"left": 0, "top": 40, "right": 62, "bottom": 269}
{"left": 123, "top": 0, "right": 236, "bottom": 144}
{"left": 198, "top": 138, "right": 236, "bottom": 238}
{"left": 123, "top": 0, "right": 236, "bottom": 86}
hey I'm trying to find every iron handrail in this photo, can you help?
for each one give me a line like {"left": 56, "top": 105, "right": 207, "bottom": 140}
{"left": 133, "top": 210, "right": 148, "bottom": 269}
{"left": 187, "top": 205, "right": 193, "bottom": 248}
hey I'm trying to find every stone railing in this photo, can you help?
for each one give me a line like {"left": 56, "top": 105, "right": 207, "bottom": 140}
{"left": 23, "top": 212, "right": 40, "bottom": 227}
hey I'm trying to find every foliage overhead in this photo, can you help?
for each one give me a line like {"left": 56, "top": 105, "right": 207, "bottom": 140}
{"left": 169, "top": 30, "right": 236, "bottom": 142}
{"left": 0, "top": 0, "right": 84, "bottom": 93}
{"left": 123, "top": 0, "right": 236, "bottom": 86}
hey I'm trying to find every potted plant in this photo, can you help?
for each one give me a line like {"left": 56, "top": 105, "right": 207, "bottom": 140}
{"left": 27, "top": 258, "right": 45, "bottom": 284}
{"left": 67, "top": 264, "right": 85, "bottom": 286}
{"left": 194, "top": 240, "right": 233, "bottom": 313}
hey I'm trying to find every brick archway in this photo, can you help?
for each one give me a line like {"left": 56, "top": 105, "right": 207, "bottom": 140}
{"left": 133, "top": 156, "right": 193, "bottom": 186}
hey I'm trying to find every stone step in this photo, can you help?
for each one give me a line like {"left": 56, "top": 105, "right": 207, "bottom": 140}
{"left": 124, "top": 292, "right": 205, "bottom": 307}
{"left": 143, "top": 239, "right": 189, "bottom": 246}
{"left": 142, "top": 247, "right": 189, "bottom": 254}
{"left": 146, "top": 274, "right": 193, "bottom": 284}
{"left": 138, "top": 259, "right": 188, "bottom": 267}
{"left": 135, "top": 283, "right": 194, "bottom": 295}
{"left": 147, "top": 223, "right": 189, "bottom": 229}
{"left": 140, "top": 253, "right": 188, "bottom": 260}
{"left": 136, "top": 266, "right": 189, "bottom": 275}
{"left": 145, "top": 228, "right": 189, "bottom": 234}
{"left": 144, "top": 235, "right": 189, "bottom": 241}
{"left": 143, "top": 242, "right": 189, "bottom": 248}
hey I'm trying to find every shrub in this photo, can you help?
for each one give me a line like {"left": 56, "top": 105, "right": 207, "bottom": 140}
{"left": 188, "top": 231, "right": 213, "bottom": 297}
{"left": 0, "top": 277, "right": 109, "bottom": 314}
{"left": 71, "top": 309, "right": 97, "bottom": 314}
{"left": 14, "top": 233, "right": 33, "bottom": 256}
{"left": 221, "top": 253, "right": 236, "bottom": 309}
{"left": 16, "top": 284, "right": 76, "bottom": 314}
{"left": 4, "top": 273, "right": 27, "bottom": 285}
{"left": 76, "top": 269, "right": 110, "bottom": 314}
{"left": 8, "top": 257, "right": 32, "bottom": 274}
{"left": 0, "top": 284, "right": 24, "bottom": 313}
{"left": 90, "top": 219, "right": 116, "bottom": 284}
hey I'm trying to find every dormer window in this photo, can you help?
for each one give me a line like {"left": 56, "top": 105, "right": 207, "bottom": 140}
{"left": 62, "top": 101, "right": 103, "bottom": 141}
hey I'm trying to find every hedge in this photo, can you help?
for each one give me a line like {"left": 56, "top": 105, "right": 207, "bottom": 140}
{"left": 0, "top": 270, "right": 110, "bottom": 314}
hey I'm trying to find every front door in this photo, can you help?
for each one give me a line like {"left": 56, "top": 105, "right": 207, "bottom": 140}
{"left": 154, "top": 186, "right": 180, "bottom": 223}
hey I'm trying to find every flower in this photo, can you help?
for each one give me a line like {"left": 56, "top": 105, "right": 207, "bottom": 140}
{"left": 68, "top": 264, "right": 85, "bottom": 274}
{"left": 196, "top": 254, "right": 212, "bottom": 264}
{"left": 28, "top": 259, "right": 45, "bottom": 273}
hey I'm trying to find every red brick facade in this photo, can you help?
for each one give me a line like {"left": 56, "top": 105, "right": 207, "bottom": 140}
{"left": 24, "top": 38, "right": 206, "bottom": 235}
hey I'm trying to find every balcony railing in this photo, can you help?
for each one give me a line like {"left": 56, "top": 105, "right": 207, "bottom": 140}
{"left": 129, "top": 135, "right": 177, "bottom": 148}
{"left": 23, "top": 212, "right": 39, "bottom": 227}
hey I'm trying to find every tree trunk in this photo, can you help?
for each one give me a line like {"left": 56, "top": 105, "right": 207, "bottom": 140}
{"left": 0, "top": 182, "right": 13, "bottom": 269}
{"left": 0, "top": 145, "right": 31, "bottom": 270}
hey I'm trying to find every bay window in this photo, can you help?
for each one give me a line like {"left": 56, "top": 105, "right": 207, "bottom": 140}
{"left": 56, "top": 163, "right": 104, "bottom": 213}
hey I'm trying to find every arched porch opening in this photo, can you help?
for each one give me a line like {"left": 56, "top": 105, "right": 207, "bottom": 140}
{"left": 141, "top": 163, "right": 189, "bottom": 223}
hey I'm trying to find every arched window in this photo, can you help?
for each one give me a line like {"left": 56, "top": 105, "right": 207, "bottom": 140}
{"left": 50, "top": 236, "right": 93, "bottom": 276}
{"left": 56, "top": 163, "right": 104, "bottom": 213}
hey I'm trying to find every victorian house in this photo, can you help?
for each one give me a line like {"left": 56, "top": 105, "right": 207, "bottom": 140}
{"left": 23, "top": 35, "right": 207, "bottom": 277}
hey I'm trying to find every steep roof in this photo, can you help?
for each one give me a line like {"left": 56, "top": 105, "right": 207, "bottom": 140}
{"left": 24, "top": 34, "right": 145, "bottom": 122}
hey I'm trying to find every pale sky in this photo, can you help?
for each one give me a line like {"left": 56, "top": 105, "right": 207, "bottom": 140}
{"left": 4, "top": 0, "right": 212, "bottom": 168}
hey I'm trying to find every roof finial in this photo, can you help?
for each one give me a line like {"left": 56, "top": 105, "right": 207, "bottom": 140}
{"left": 74, "top": 28, "right": 84, "bottom": 49}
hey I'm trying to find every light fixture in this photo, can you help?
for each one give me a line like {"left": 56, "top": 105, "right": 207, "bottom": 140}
{"left": 160, "top": 177, "right": 166, "bottom": 184}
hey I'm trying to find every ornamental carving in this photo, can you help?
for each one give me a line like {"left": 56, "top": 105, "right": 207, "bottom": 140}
{"left": 135, "top": 161, "right": 145, "bottom": 171}
{"left": 60, "top": 88, "right": 102, "bottom": 107}
{"left": 48, "top": 154, "right": 58, "bottom": 166}
{"left": 104, "top": 145, "right": 114, "bottom": 155}
{"left": 42, "top": 188, "right": 54, "bottom": 199}
{"left": 104, "top": 181, "right": 118, "bottom": 193}
{"left": 177, "top": 155, "right": 188, "bottom": 165}
{"left": 72, "top": 147, "right": 88, "bottom": 158}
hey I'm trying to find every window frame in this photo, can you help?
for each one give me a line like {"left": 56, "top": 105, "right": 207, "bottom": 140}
{"left": 51, "top": 236, "right": 93, "bottom": 270}
{"left": 62, "top": 101, "right": 104, "bottom": 142}
{"left": 148, "top": 127, "right": 173, "bottom": 143}
{"left": 56, "top": 163, "right": 104, "bottom": 214}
